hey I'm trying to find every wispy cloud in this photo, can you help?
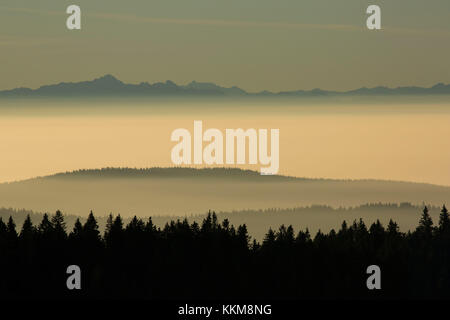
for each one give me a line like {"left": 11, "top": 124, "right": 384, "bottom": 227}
{"left": 382, "top": 26, "right": 450, "bottom": 39}
{"left": 0, "top": 6, "right": 62, "bottom": 17}
{"left": 91, "top": 12, "right": 362, "bottom": 32}
{"left": 92, "top": 12, "right": 450, "bottom": 39}
{"left": 1, "top": 6, "right": 361, "bottom": 32}
{"left": 0, "top": 34, "right": 63, "bottom": 47}
{"left": 2, "top": 6, "right": 450, "bottom": 38}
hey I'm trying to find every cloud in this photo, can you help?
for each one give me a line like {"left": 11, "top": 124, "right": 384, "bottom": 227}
{"left": 0, "top": 34, "right": 63, "bottom": 47}
{"left": 91, "top": 12, "right": 362, "bottom": 32}
{"left": 0, "top": 6, "right": 62, "bottom": 17}
{"left": 91, "top": 12, "right": 450, "bottom": 40}
{"left": 2, "top": 6, "right": 450, "bottom": 39}
{"left": 1, "top": 6, "right": 361, "bottom": 32}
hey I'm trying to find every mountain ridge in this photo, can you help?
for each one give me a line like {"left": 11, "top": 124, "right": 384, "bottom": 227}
{"left": 1, "top": 75, "right": 450, "bottom": 97}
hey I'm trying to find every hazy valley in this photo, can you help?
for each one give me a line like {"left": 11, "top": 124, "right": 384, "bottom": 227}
{"left": 0, "top": 168, "right": 448, "bottom": 239}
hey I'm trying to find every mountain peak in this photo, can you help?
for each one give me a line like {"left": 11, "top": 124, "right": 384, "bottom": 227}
{"left": 94, "top": 74, "right": 122, "bottom": 84}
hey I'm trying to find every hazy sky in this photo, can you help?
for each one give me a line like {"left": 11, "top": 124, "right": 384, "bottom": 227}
{"left": 1, "top": 101, "right": 450, "bottom": 186}
{"left": 1, "top": 0, "right": 450, "bottom": 92}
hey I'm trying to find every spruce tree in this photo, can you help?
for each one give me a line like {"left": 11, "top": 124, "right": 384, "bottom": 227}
{"left": 7, "top": 216, "right": 17, "bottom": 240}
{"left": 70, "top": 218, "right": 83, "bottom": 240}
{"left": 38, "top": 213, "right": 53, "bottom": 235}
{"left": 0, "top": 217, "right": 7, "bottom": 238}
{"left": 51, "top": 210, "right": 67, "bottom": 239}
{"left": 20, "top": 215, "right": 35, "bottom": 240}
{"left": 438, "top": 205, "right": 450, "bottom": 233}
{"left": 83, "top": 211, "right": 100, "bottom": 241}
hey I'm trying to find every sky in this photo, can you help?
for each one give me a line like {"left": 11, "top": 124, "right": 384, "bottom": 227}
{"left": 1, "top": 101, "right": 450, "bottom": 186}
{"left": 1, "top": 0, "right": 450, "bottom": 92}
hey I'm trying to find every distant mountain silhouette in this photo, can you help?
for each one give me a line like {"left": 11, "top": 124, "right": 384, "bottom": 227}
{"left": 1, "top": 75, "right": 450, "bottom": 97}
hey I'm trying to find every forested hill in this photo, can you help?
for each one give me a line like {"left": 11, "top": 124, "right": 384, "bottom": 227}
{"left": 29, "top": 167, "right": 297, "bottom": 181}
{"left": 5, "top": 167, "right": 444, "bottom": 184}
{"left": 0, "top": 168, "right": 449, "bottom": 219}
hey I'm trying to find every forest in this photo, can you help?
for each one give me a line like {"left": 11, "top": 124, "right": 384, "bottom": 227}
{"left": 0, "top": 205, "right": 449, "bottom": 299}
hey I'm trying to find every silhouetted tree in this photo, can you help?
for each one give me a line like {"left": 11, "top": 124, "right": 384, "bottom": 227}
{"left": 51, "top": 210, "right": 67, "bottom": 240}
{"left": 263, "top": 228, "right": 275, "bottom": 246}
{"left": 19, "top": 215, "right": 35, "bottom": 240}
{"left": 70, "top": 218, "right": 83, "bottom": 240}
{"left": 438, "top": 205, "right": 450, "bottom": 234}
{"left": 83, "top": 211, "right": 100, "bottom": 241}
{"left": 0, "top": 217, "right": 7, "bottom": 238}
{"left": 6, "top": 216, "right": 17, "bottom": 242}
{"left": 237, "top": 224, "right": 250, "bottom": 248}
{"left": 1, "top": 206, "right": 450, "bottom": 299}
{"left": 387, "top": 219, "right": 399, "bottom": 235}
{"left": 38, "top": 213, "right": 53, "bottom": 236}
{"left": 417, "top": 206, "right": 434, "bottom": 239}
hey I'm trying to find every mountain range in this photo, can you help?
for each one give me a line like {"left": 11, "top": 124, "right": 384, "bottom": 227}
{"left": 1, "top": 75, "right": 450, "bottom": 97}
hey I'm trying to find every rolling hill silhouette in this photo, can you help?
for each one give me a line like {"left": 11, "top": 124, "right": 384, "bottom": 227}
{"left": 0, "top": 167, "right": 448, "bottom": 219}
{"left": 1, "top": 75, "right": 449, "bottom": 97}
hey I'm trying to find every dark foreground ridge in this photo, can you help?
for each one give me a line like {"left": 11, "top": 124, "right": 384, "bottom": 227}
{"left": 1, "top": 74, "right": 450, "bottom": 97}
{"left": 1, "top": 205, "right": 450, "bottom": 299}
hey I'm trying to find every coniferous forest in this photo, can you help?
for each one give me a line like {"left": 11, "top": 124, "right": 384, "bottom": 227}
{"left": 0, "top": 206, "right": 450, "bottom": 299}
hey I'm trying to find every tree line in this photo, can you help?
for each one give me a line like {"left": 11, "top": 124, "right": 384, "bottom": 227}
{"left": 0, "top": 205, "right": 449, "bottom": 299}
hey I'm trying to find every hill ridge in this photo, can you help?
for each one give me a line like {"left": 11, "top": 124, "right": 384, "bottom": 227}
{"left": 1, "top": 167, "right": 448, "bottom": 188}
